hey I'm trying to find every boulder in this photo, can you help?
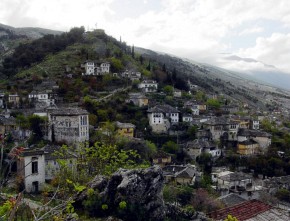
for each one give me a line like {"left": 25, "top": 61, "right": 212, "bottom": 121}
{"left": 75, "top": 166, "right": 165, "bottom": 221}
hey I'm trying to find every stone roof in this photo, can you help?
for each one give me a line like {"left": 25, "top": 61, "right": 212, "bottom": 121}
{"left": 263, "top": 175, "right": 290, "bottom": 189}
{"left": 163, "top": 164, "right": 196, "bottom": 178}
{"left": 116, "top": 121, "right": 136, "bottom": 129}
{"left": 238, "top": 128, "right": 272, "bottom": 138}
{"left": 147, "top": 104, "right": 179, "bottom": 114}
{"left": 0, "top": 115, "right": 16, "bottom": 126}
{"left": 128, "top": 93, "right": 147, "bottom": 99}
{"left": 238, "top": 139, "right": 258, "bottom": 145}
{"left": 219, "top": 171, "right": 252, "bottom": 182}
{"left": 21, "top": 149, "right": 45, "bottom": 157}
{"left": 218, "top": 193, "right": 247, "bottom": 207}
{"left": 153, "top": 150, "right": 171, "bottom": 159}
{"left": 48, "top": 108, "right": 88, "bottom": 116}
{"left": 186, "top": 139, "right": 216, "bottom": 149}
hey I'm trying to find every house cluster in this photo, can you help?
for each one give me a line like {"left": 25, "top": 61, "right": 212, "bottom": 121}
{"left": 208, "top": 169, "right": 290, "bottom": 220}
{"left": 0, "top": 92, "right": 21, "bottom": 109}
{"left": 28, "top": 80, "right": 59, "bottom": 108}
{"left": 82, "top": 61, "right": 110, "bottom": 75}
{"left": 10, "top": 107, "right": 89, "bottom": 193}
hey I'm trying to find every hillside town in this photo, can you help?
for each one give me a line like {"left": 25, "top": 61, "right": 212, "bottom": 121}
{"left": 0, "top": 28, "right": 290, "bottom": 220}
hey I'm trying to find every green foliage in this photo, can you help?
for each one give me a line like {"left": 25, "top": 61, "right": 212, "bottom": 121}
{"left": 110, "top": 57, "right": 124, "bottom": 72}
{"left": 275, "top": 189, "right": 290, "bottom": 202}
{"left": 2, "top": 27, "right": 85, "bottom": 77}
{"left": 206, "top": 98, "right": 221, "bottom": 109}
{"left": 0, "top": 199, "right": 13, "bottom": 218}
{"left": 224, "top": 214, "right": 239, "bottom": 221}
{"left": 163, "top": 85, "right": 174, "bottom": 96}
{"left": 162, "top": 141, "right": 179, "bottom": 155}
{"left": 163, "top": 185, "right": 193, "bottom": 206}
{"left": 119, "top": 201, "right": 127, "bottom": 210}
{"left": 101, "top": 204, "right": 108, "bottom": 210}
{"left": 197, "top": 153, "right": 213, "bottom": 174}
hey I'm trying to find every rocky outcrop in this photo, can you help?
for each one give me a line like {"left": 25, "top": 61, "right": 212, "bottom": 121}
{"left": 75, "top": 166, "right": 209, "bottom": 221}
{"left": 75, "top": 166, "right": 166, "bottom": 221}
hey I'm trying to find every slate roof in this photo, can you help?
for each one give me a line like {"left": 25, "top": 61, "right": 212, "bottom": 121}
{"left": 263, "top": 175, "right": 290, "bottom": 188}
{"left": 238, "top": 128, "right": 272, "bottom": 138}
{"left": 163, "top": 165, "right": 196, "bottom": 178}
{"left": 0, "top": 115, "right": 16, "bottom": 126}
{"left": 208, "top": 199, "right": 272, "bottom": 221}
{"left": 219, "top": 171, "right": 252, "bottom": 182}
{"left": 238, "top": 139, "right": 258, "bottom": 145}
{"left": 186, "top": 139, "right": 216, "bottom": 149}
{"left": 218, "top": 193, "right": 247, "bottom": 207}
{"left": 147, "top": 104, "right": 179, "bottom": 113}
{"left": 153, "top": 150, "right": 171, "bottom": 159}
{"left": 48, "top": 108, "right": 88, "bottom": 116}
{"left": 116, "top": 121, "right": 136, "bottom": 129}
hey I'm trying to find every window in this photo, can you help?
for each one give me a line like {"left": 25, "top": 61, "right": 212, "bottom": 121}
{"left": 32, "top": 161, "right": 38, "bottom": 174}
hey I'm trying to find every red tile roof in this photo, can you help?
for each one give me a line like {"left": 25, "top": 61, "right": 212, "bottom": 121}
{"left": 208, "top": 199, "right": 272, "bottom": 221}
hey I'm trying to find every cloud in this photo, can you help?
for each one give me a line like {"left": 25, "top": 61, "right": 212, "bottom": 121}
{"left": 238, "top": 27, "right": 264, "bottom": 36}
{"left": 1, "top": 0, "right": 290, "bottom": 75}
{"left": 0, "top": 0, "right": 115, "bottom": 30}
{"left": 237, "top": 33, "right": 290, "bottom": 72}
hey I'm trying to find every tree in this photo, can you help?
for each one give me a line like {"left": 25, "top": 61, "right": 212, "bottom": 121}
{"left": 162, "top": 141, "right": 179, "bottom": 155}
{"left": 206, "top": 98, "right": 221, "bottom": 109}
{"left": 163, "top": 85, "right": 174, "bottom": 96}
{"left": 224, "top": 214, "right": 239, "bottom": 221}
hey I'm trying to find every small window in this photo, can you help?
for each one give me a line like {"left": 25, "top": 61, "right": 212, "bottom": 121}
{"left": 32, "top": 161, "right": 38, "bottom": 174}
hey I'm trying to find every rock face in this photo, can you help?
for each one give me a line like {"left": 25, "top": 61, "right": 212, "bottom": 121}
{"left": 76, "top": 166, "right": 166, "bottom": 221}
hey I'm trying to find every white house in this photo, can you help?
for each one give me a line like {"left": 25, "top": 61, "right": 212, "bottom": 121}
{"left": 182, "top": 113, "right": 193, "bottom": 123}
{"left": 96, "top": 62, "right": 110, "bottom": 75}
{"left": 147, "top": 104, "right": 179, "bottom": 133}
{"left": 138, "top": 80, "right": 158, "bottom": 93}
{"left": 0, "top": 93, "right": 4, "bottom": 108}
{"left": 84, "top": 61, "right": 95, "bottom": 75}
{"left": 18, "top": 149, "right": 46, "bottom": 193}
{"left": 28, "top": 90, "right": 55, "bottom": 107}
{"left": 251, "top": 120, "right": 260, "bottom": 130}
{"left": 47, "top": 108, "right": 89, "bottom": 145}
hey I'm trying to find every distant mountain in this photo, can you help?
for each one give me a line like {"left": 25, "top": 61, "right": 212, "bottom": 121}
{"left": 0, "top": 23, "right": 62, "bottom": 39}
{"left": 219, "top": 54, "right": 290, "bottom": 90}
{"left": 0, "top": 23, "right": 62, "bottom": 63}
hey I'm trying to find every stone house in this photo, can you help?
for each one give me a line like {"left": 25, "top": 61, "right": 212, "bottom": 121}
{"left": 138, "top": 80, "right": 158, "bottom": 93}
{"left": 203, "top": 117, "right": 239, "bottom": 142}
{"left": 237, "top": 139, "right": 259, "bottom": 155}
{"left": 8, "top": 94, "right": 20, "bottom": 108}
{"left": 216, "top": 171, "right": 253, "bottom": 195}
{"left": 147, "top": 104, "right": 179, "bottom": 133}
{"left": 126, "top": 93, "right": 148, "bottom": 107}
{"left": 121, "top": 70, "right": 142, "bottom": 81}
{"left": 250, "top": 120, "right": 260, "bottom": 130}
{"left": 0, "top": 93, "right": 4, "bottom": 108}
{"left": 152, "top": 150, "right": 172, "bottom": 168}
{"left": 115, "top": 121, "right": 135, "bottom": 138}
{"left": 82, "top": 61, "right": 110, "bottom": 75}
{"left": 237, "top": 129, "right": 272, "bottom": 151}
{"left": 83, "top": 61, "right": 95, "bottom": 75}
{"left": 18, "top": 145, "right": 77, "bottom": 193}
{"left": 163, "top": 164, "right": 198, "bottom": 185}
{"left": 182, "top": 113, "right": 193, "bottom": 123}
{"left": 185, "top": 139, "right": 221, "bottom": 160}
{"left": 0, "top": 109, "right": 19, "bottom": 138}
{"left": 221, "top": 105, "right": 239, "bottom": 114}
{"left": 28, "top": 90, "right": 56, "bottom": 107}
{"left": 18, "top": 149, "right": 46, "bottom": 193}
{"left": 47, "top": 108, "right": 89, "bottom": 145}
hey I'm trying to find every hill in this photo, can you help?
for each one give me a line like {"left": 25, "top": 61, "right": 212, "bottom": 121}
{"left": 0, "top": 25, "right": 289, "bottom": 112}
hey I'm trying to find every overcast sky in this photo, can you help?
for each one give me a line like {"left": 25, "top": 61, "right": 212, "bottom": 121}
{"left": 1, "top": 0, "right": 290, "bottom": 75}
